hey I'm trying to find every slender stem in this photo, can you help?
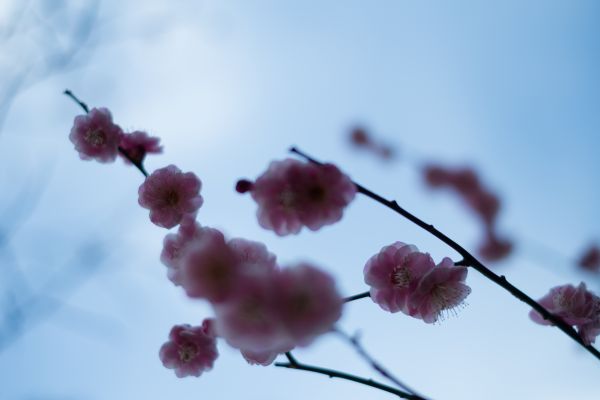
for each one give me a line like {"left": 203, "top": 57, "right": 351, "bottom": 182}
{"left": 63, "top": 90, "right": 149, "bottom": 178}
{"left": 64, "top": 89, "right": 89, "bottom": 113}
{"left": 335, "top": 329, "right": 428, "bottom": 399}
{"left": 275, "top": 357, "right": 424, "bottom": 399}
{"left": 344, "top": 291, "right": 371, "bottom": 303}
{"left": 290, "top": 146, "right": 600, "bottom": 362}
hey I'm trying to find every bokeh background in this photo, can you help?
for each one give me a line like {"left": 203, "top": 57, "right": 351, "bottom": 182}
{"left": 1, "top": 1, "right": 599, "bottom": 399}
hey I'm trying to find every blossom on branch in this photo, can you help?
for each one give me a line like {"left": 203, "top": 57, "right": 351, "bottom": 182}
{"left": 237, "top": 158, "right": 356, "bottom": 235}
{"left": 407, "top": 257, "right": 471, "bottom": 323}
{"left": 159, "top": 320, "right": 218, "bottom": 378}
{"left": 69, "top": 107, "right": 123, "bottom": 163}
{"left": 530, "top": 282, "right": 600, "bottom": 344}
{"left": 364, "top": 242, "right": 471, "bottom": 323}
{"left": 364, "top": 242, "right": 435, "bottom": 313}
{"left": 119, "top": 130, "right": 162, "bottom": 165}
{"left": 138, "top": 164, "right": 203, "bottom": 229}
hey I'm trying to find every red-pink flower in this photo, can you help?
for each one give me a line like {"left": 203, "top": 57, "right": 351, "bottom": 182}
{"left": 407, "top": 257, "right": 471, "bottom": 323}
{"left": 138, "top": 165, "right": 203, "bottom": 229}
{"left": 275, "top": 263, "right": 343, "bottom": 346}
{"left": 240, "top": 345, "right": 292, "bottom": 366}
{"left": 161, "top": 216, "right": 215, "bottom": 286}
{"left": 578, "top": 244, "right": 600, "bottom": 273}
{"left": 364, "top": 242, "right": 435, "bottom": 313}
{"left": 478, "top": 230, "right": 513, "bottom": 262}
{"left": 228, "top": 237, "right": 277, "bottom": 276}
{"left": 238, "top": 158, "right": 356, "bottom": 235}
{"left": 159, "top": 320, "right": 218, "bottom": 378}
{"left": 69, "top": 107, "right": 123, "bottom": 163}
{"left": 179, "top": 229, "right": 239, "bottom": 302}
{"left": 119, "top": 130, "right": 162, "bottom": 165}
{"left": 213, "top": 272, "right": 289, "bottom": 353}
{"left": 529, "top": 283, "right": 598, "bottom": 326}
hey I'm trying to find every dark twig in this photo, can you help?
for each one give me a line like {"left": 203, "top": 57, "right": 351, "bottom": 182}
{"left": 344, "top": 291, "right": 370, "bottom": 303}
{"left": 335, "top": 329, "right": 428, "bottom": 399}
{"left": 64, "top": 90, "right": 149, "bottom": 178}
{"left": 276, "top": 354, "right": 424, "bottom": 399}
{"left": 290, "top": 146, "right": 600, "bottom": 362}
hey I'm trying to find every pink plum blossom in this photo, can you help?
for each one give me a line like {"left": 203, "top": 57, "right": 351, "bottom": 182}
{"left": 578, "top": 244, "right": 600, "bottom": 273}
{"left": 138, "top": 164, "right": 203, "bottom": 229}
{"left": 159, "top": 321, "right": 218, "bottom": 378}
{"left": 275, "top": 263, "right": 343, "bottom": 346}
{"left": 69, "top": 107, "right": 123, "bottom": 163}
{"left": 119, "top": 130, "right": 162, "bottom": 165}
{"left": 478, "top": 230, "right": 513, "bottom": 262}
{"left": 213, "top": 272, "right": 289, "bottom": 353}
{"left": 160, "top": 216, "right": 216, "bottom": 286}
{"left": 407, "top": 257, "right": 471, "bottom": 324}
{"left": 179, "top": 229, "right": 239, "bottom": 302}
{"left": 238, "top": 158, "right": 356, "bottom": 235}
{"left": 364, "top": 242, "right": 435, "bottom": 313}
{"left": 240, "top": 344, "right": 292, "bottom": 366}
{"left": 529, "top": 283, "right": 598, "bottom": 326}
{"left": 228, "top": 237, "right": 277, "bottom": 276}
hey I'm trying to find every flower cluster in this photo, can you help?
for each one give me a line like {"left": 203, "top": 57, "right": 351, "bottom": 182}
{"left": 530, "top": 283, "right": 600, "bottom": 345}
{"left": 364, "top": 242, "right": 471, "bottom": 323}
{"left": 236, "top": 158, "right": 356, "bottom": 235}
{"left": 159, "top": 227, "right": 343, "bottom": 373}
{"left": 69, "top": 108, "right": 162, "bottom": 165}
{"left": 423, "top": 164, "right": 512, "bottom": 262}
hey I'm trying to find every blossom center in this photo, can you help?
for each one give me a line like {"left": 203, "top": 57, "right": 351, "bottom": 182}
{"left": 165, "top": 190, "right": 180, "bottom": 206}
{"left": 279, "top": 188, "right": 296, "bottom": 209}
{"left": 307, "top": 185, "right": 326, "bottom": 202}
{"left": 85, "top": 128, "right": 106, "bottom": 146}
{"left": 178, "top": 342, "right": 198, "bottom": 363}
{"left": 391, "top": 266, "right": 411, "bottom": 288}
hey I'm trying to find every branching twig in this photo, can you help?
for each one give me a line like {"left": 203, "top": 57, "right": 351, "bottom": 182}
{"left": 276, "top": 352, "right": 425, "bottom": 399}
{"left": 335, "top": 329, "right": 428, "bottom": 399}
{"left": 64, "top": 90, "right": 149, "bottom": 178}
{"left": 290, "top": 146, "right": 600, "bottom": 362}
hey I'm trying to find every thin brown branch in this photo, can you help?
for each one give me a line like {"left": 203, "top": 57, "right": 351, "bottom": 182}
{"left": 290, "top": 146, "right": 600, "bottom": 363}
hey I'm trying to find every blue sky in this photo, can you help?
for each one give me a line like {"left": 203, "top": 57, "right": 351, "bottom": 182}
{"left": 1, "top": 1, "right": 599, "bottom": 399}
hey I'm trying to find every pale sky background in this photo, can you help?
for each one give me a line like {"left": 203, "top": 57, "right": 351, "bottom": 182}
{"left": 1, "top": 1, "right": 599, "bottom": 399}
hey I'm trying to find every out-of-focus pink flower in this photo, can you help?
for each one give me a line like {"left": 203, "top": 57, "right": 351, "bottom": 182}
{"left": 449, "top": 168, "right": 481, "bottom": 195}
{"left": 179, "top": 229, "right": 239, "bottom": 302}
{"left": 364, "top": 242, "right": 435, "bottom": 313}
{"left": 239, "top": 158, "right": 356, "bottom": 235}
{"left": 407, "top": 257, "right": 471, "bottom": 324}
{"left": 478, "top": 231, "right": 513, "bottom": 262}
{"left": 228, "top": 238, "right": 277, "bottom": 276}
{"left": 275, "top": 263, "right": 343, "bottom": 346}
{"left": 467, "top": 191, "right": 500, "bottom": 226}
{"left": 529, "top": 283, "right": 598, "bottom": 326}
{"left": 423, "top": 165, "right": 452, "bottom": 188}
{"left": 240, "top": 344, "right": 292, "bottom": 366}
{"left": 138, "top": 165, "right": 203, "bottom": 229}
{"left": 159, "top": 321, "right": 218, "bottom": 378}
{"left": 214, "top": 272, "right": 289, "bottom": 353}
{"left": 578, "top": 244, "right": 600, "bottom": 273}
{"left": 119, "top": 130, "right": 162, "bottom": 165}
{"left": 350, "top": 127, "right": 371, "bottom": 147}
{"left": 69, "top": 107, "right": 123, "bottom": 163}
{"left": 161, "top": 216, "right": 215, "bottom": 286}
